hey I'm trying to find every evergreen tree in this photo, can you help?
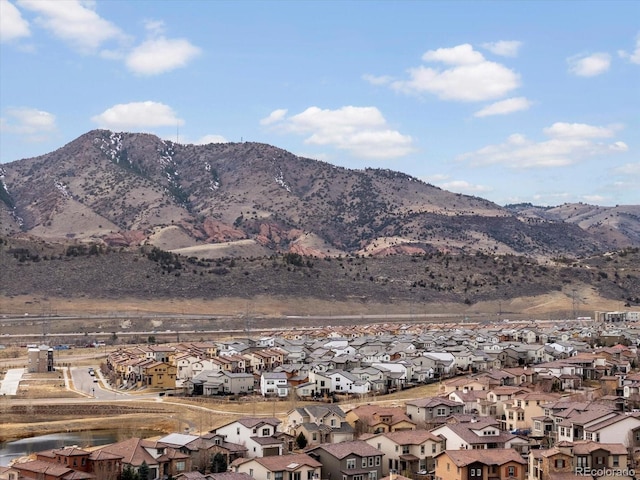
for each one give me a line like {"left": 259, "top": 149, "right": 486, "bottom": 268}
{"left": 138, "top": 461, "right": 150, "bottom": 480}
{"left": 211, "top": 452, "right": 227, "bottom": 473}
{"left": 121, "top": 465, "right": 139, "bottom": 480}
{"left": 295, "top": 431, "right": 308, "bottom": 449}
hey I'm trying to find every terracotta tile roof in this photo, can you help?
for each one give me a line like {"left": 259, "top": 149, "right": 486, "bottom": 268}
{"left": 441, "top": 448, "right": 526, "bottom": 467}
{"left": 571, "top": 441, "right": 628, "bottom": 455}
{"left": 95, "top": 437, "right": 159, "bottom": 466}
{"left": 254, "top": 453, "right": 322, "bottom": 471}
{"left": 380, "top": 429, "right": 441, "bottom": 445}
{"left": 236, "top": 417, "right": 281, "bottom": 428}
{"left": 308, "top": 440, "right": 383, "bottom": 459}
{"left": 11, "top": 460, "right": 75, "bottom": 477}
{"left": 406, "top": 397, "right": 461, "bottom": 408}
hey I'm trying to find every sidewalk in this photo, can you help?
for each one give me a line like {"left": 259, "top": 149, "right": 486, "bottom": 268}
{"left": 0, "top": 368, "right": 24, "bottom": 395}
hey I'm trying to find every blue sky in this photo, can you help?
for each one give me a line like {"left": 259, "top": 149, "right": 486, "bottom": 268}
{"left": 1, "top": 0, "right": 638, "bottom": 207}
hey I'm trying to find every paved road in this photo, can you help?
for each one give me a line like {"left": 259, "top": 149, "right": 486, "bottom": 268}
{"left": 0, "top": 368, "right": 24, "bottom": 395}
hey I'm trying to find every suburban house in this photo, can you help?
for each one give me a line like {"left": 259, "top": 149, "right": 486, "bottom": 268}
{"left": 345, "top": 405, "right": 416, "bottom": 435}
{"left": 231, "top": 453, "right": 322, "bottom": 480}
{"left": 287, "top": 405, "right": 354, "bottom": 446}
{"left": 95, "top": 437, "right": 191, "bottom": 479}
{"left": 213, "top": 417, "right": 283, "bottom": 458}
{"left": 434, "top": 448, "right": 526, "bottom": 480}
{"left": 198, "top": 432, "right": 248, "bottom": 470}
{"left": 363, "top": 429, "right": 443, "bottom": 476}
{"left": 142, "top": 361, "right": 177, "bottom": 389}
{"left": 261, "top": 372, "right": 290, "bottom": 397}
{"left": 14, "top": 445, "right": 124, "bottom": 480}
{"left": 187, "top": 370, "right": 254, "bottom": 396}
{"left": 528, "top": 441, "right": 632, "bottom": 480}
{"left": 306, "top": 441, "right": 384, "bottom": 480}
{"left": 430, "top": 416, "right": 528, "bottom": 451}
{"left": 502, "top": 392, "right": 561, "bottom": 433}
{"left": 405, "top": 397, "right": 464, "bottom": 427}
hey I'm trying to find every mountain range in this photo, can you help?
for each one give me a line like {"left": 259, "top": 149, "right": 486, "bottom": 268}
{"left": 1, "top": 129, "right": 639, "bottom": 260}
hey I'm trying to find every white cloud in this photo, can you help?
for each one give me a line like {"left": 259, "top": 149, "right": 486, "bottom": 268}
{"left": 439, "top": 180, "right": 493, "bottom": 194}
{"left": 421, "top": 43, "right": 485, "bottom": 65}
{"left": 481, "top": 40, "right": 522, "bottom": 57}
{"left": 264, "top": 105, "right": 414, "bottom": 159}
{"left": 0, "top": 106, "right": 56, "bottom": 142}
{"left": 567, "top": 52, "right": 611, "bottom": 77}
{"left": 362, "top": 73, "right": 394, "bottom": 86}
{"left": 582, "top": 194, "right": 607, "bottom": 203}
{"left": 194, "top": 134, "right": 227, "bottom": 144}
{"left": 18, "top": 0, "right": 125, "bottom": 53}
{"left": 91, "top": 101, "right": 184, "bottom": 129}
{"left": 0, "top": 0, "right": 30, "bottom": 42}
{"left": 613, "top": 162, "right": 640, "bottom": 175}
{"left": 143, "top": 19, "right": 165, "bottom": 37}
{"left": 474, "top": 97, "right": 532, "bottom": 117}
{"left": 260, "top": 109, "right": 288, "bottom": 126}
{"left": 542, "top": 122, "right": 619, "bottom": 138}
{"left": 391, "top": 44, "right": 521, "bottom": 101}
{"left": 458, "top": 122, "right": 627, "bottom": 169}
{"left": 126, "top": 36, "right": 201, "bottom": 75}
{"left": 421, "top": 173, "right": 450, "bottom": 184}
{"left": 618, "top": 34, "right": 640, "bottom": 64}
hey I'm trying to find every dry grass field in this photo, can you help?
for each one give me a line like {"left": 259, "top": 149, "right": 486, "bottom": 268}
{"left": 0, "top": 347, "right": 440, "bottom": 443}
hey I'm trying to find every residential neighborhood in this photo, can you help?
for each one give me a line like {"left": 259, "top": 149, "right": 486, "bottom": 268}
{"left": 4, "top": 312, "right": 640, "bottom": 479}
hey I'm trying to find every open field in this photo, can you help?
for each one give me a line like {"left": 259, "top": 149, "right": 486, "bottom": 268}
{"left": 0, "top": 385, "right": 441, "bottom": 443}
{"left": 0, "top": 348, "right": 440, "bottom": 443}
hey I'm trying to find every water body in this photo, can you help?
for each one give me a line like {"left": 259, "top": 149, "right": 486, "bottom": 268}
{"left": 0, "top": 429, "right": 162, "bottom": 466}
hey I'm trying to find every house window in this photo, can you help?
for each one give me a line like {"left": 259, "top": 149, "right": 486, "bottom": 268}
{"left": 517, "top": 412, "right": 524, "bottom": 421}
{"left": 432, "top": 444, "right": 437, "bottom": 454}
{"left": 368, "top": 472, "right": 377, "bottom": 480}
{"left": 262, "top": 428, "right": 270, "bottom": 436}
{"left": 613, "top": 456, "right": 620, "bottom": 467}
{"left": 308, "top": 471, "right": 316, "bottom": 480}
{"left": 375, "top": 456, "right": 380, "bottom": 466}
{"left": 436, "top": 408, "right": 446, "bottom": 416}
{"left": 292, "top": 472, "right": 301, "bottom": 480}
{"left": 346, "top": 459, "right": 356, "bottom": 469}
{"left": 507, "top": 466, "right": 516, "bottom": 476}
{"left": 421, "top": 445, "right": 425, "bottom": 454}
{"left": 402, "top": 446, "right": 410, "bottom": 455}
{"left": 275, "top": 472, "right": 283, "bottom": 480}
{"left": 369, "top": 456, "right": 374, "bottom": 467}
{"left": 362, "top": 457, "right": 367, "bottom": 468}
{"left": 237, "top": 428, "right": 240, "bottom": 435}
{"left": 176, "top": 461, "right": 185, "bottom": 471}
{"left": 555, "top": 459, "right": 565, "bottom": 468}
{"left": 312, "top": 433, "right": 317, "bottom": 441}
{"left": 249, "top": 469, "right": 254, "bottom": 477}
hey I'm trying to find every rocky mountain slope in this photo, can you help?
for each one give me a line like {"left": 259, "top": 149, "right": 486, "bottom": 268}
{"left": 1, "top": 130, "right": 638, "bottom": 259}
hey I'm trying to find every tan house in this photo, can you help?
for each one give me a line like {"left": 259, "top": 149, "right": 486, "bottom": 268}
{"left": 363, "top": 429, "right": 443, "bottom": 476}
{"left": 143, "top": 361, "right": 177, "bottom": 389}
{"left": 435, "top": 449, "right": 526, "bottom": 480}
{"left": 503, "top": 392, "right": 562, "bottom": 432}
{"left": 528, "top": 441, "right": 631, "bottom": 480}
{"left": 345, "top": 405, "right": 416, "bottom": 435}
{"left": 231, "top": 453, "right": 321, "bottom": 480}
